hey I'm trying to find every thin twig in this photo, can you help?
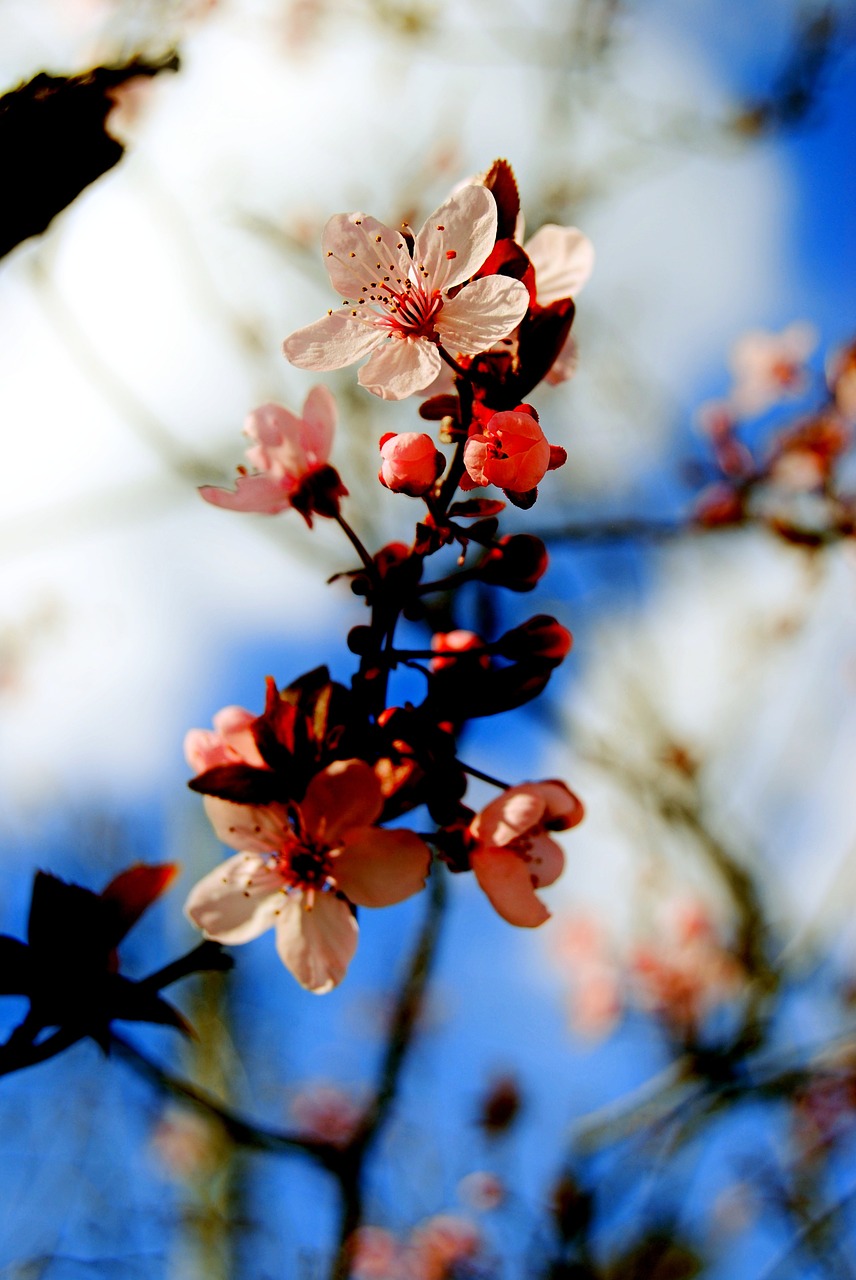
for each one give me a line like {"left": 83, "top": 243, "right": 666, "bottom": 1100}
{"left": 110, "top": 1032, "right": 341, "bottom": 1168}
{"left": 327, "top": 862, "right": 449, "bottom": 1280}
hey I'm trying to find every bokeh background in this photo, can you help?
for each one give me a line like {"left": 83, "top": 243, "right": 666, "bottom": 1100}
{"left": 1, "top": 0, "right": 855, "bottom": 1276}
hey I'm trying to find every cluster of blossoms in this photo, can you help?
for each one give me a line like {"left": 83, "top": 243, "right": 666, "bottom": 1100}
{"left": 351, "top": 1215, "right": 484, "bottom": 1280}
{"left": 185, "top": 160, "right": 589, "bottom": 992}
{"left": 553, "top": 897, "right": 743, "bottom": 1044}
{"left": 695, "top": 325, "right": 856, "bottom": 545}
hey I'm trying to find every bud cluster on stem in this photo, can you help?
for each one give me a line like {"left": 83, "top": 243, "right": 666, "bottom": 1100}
{"left": 181, "top": 158, "right": 591, "bottom": 993}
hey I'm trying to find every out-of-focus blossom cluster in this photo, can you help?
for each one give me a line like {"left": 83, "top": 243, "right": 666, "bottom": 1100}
{"left": 151, "top": 1107, "right": 220, "bottom": 1181}
{"left": 182, "top": 160, "right": 589, "bottom": 992}
{"left": 351, "top": 1215, "right": 485, "bottom": 1280}
{"left": 289, "top": 1081, "right": 364, "bottom": 1147}
{"left": 553, "top": 896, "right": 743, "bottom": 1043}
{"left": 695, "top": 326, "right": 856, "bottom": 545}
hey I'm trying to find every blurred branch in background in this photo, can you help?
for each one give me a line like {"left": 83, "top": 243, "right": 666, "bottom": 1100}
{"left": 0, "top": 1, "right": 855, "bottom": 1278}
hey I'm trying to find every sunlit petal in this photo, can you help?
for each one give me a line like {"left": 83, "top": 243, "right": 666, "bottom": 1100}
{"left": 184, "top": 852, "right": 284, "bottom": 943}
{"left": 275, "top": 893, "right": 359, "bottom": 993}
{"left": 334, "top": 828, "right": 431, "bottom": 907}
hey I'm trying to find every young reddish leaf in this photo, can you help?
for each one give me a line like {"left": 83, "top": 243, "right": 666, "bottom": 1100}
{"left": 419, "top": 394, "right": 461, "bottom": 421}
{"left": 483, "top": 158, "right": 521, "bottom": 241}
{"left": 188, "top": 762, "right": 282, "bottom": 804}
{"left": 100, "top": 863, "right": 178, "bottom": 942}
{"left": 475, "top": 238, "right": 536, "bottom": 305}
{"left": 448, "top": 499, "right": 507, "bottom": 519}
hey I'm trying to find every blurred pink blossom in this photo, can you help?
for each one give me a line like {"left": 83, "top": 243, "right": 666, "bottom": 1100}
{"left": 524, "top": 223, "right": 594, "bottom": 386}
{"left": 728, "top": 322, "right": 818, "bottom": 417}
{"left": 630, "top": 897, "right": 743, "bottom": 1036}
{"left": 457, "top": 1170, "right": 505, "bottom": 1211}
{"left": 289, "top": 1082, "right": 363, "bottom": 1146}
{"left": 827, "top": 340, "right": 856, "bottom": 422}
{"left": 184, "top": 704, "right": 266, "bottom": 775}
{"left": 151, "top": 1108, "right": 217, "bottom": 1180}
{"left": 407, "top": 1214, "right": 482, "bottom": 1280}
{"left": 199, "top": 387, "right": 341, "bottom": 521}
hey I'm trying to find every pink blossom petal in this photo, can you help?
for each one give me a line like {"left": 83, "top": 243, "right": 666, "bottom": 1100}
{"left": 283, "top": 312, "right": 382, "bottom": 371}
{"left": 473, "top": 789, "right": 547, "bottom": 847}
{"left": 545, "top": 335, "right": 579, "bottom": 386}
{"left": 275, "top": 892, "right": 359, "bottom": 993}
{"left": 461, "top": 438, "right": 490, "bottom": 487}
{"left": 244, "top": 404, "right": 308, "bottom": 477}
{"left": 530, "top": 780, "right": 585, "bottom": 828}
{"left": 525, "top": 225, "right": 595, "bottom": 304}
{"left": 334, "top": 827, "right": 431, "bottom": 907}
{"left": 199, "top": 474, "right": 291, "bottom": 515}
{"left": 437, "top": 276, "right": 529, "bottom": 356}
{"left": 321, "top": 213, "right": 412, "bottom": 300}
{"left": 301, "top": 760, "right": 383, "bottom": 846}
{"left": 211, "top": 706, "right": 266, "bottom": 768}
{"left": 526, "top": 831, "right": 565, "bottom": 888}
{"left": 479, "top": 435, "right": 550, "bottom": 493}
{"left": 300, "top": 384, "right": 337, "bottom": 463}
{"left": 202, "top": 796, "right": 289, "bottom": 854}
{"left": 413, "top": 185, "right": 498, "bottom": 292}
{"left": 184, "top": 728, "right": 222, "bottom": 773}
{"left": 184, "top": 851, "right": 285, "bottom": 943}
{"left": 246, "top": 402, "right": 306, "bottom": 450}
{"left": 473, "top": 782, "right": 582, "bottom": 846}
{"left": 357, "top": 337, "right": 442, "bottom": 401}
{"left": 471, "top": 848, "right": 551, "bottom": 928}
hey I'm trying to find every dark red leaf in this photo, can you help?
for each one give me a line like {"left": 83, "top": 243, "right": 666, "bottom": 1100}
{"left": 448, "top": 498, "right": 507, "bottom": 518}
{"left": 100, "top": 863, "right": 178, "bottom": 944}
{"left": 482, "top": 159, "right": 520, "bottom": 241}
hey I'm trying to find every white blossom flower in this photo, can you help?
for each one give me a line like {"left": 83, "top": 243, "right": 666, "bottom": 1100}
{"left": 283, "top": 186, "right": 529, "bottom": 400}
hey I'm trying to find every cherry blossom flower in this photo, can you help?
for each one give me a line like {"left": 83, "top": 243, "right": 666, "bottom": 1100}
{"left": 379, "top": 432, "right": 445, "bottom": 495}
{"left": 350, "top": 1215, "right": 482, "bottom": 1280}
{"left": 289, "top": 1082, "right": 363, "bottom": 1146}
{"left": 457, "top": 1170, "right": 505, "bottom": 1211}
{"left": 551, "top": 916, "right": 623, "bottom": 1039}
{"left": 184, "top": 704, "right": 266, "bottom": 775}
{"left": 523, "top": 226, "right": 593, "bottom": 387}
{"left": 728, "top": 322, "right": 818, "bottom": 417}
{"left": 282, "top": 186, "right": 530, "bottom": 400}
{"left": 468, "top": 781, "right": 584, "bottom": 927}
{"left": 151, "top": 1107, "right": 219, "bottom": 1180}
{"left": 462, "top": 406, "right": 565, "bottom": 498}
{"left": 184, "top": 759, "right": 431, "bottom": 993}
{"left": 350, "top": 1226, "right": 400, "bottom": 1279}
{"left": 462, "top": 407, "right": 551, "bottom": 493}
{"left": 827, "top": 340, "right": 856, "bottom": 422}
{"left": 630, "top": 897, "right": 743, "bottom": 1036}
{"left": 198, "top": 387, "right": 344, "bottom": 523}
{"left": 524, "top": 223, "right": 595, "bottom": 308}
{"left": 407, "top": 1215, "right": 482, "bottom": 1280}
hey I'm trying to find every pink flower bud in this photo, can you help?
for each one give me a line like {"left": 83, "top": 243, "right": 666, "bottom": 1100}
{"left": 496, "top": 615, "right": 573, "bottom": 664}
{"left": 479, "top": 534, "right": 549, "bottom": 591}
{"left": 462, "top": 408, "right": 552, "bottom": 495}
{"left": 431, "top": 630, "right": 489, "bottom": 671}
{"left": 379, "top": 432, "right": 444, "bottom": 496}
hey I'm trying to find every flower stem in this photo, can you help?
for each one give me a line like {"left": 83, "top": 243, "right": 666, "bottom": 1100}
{"left": 459, "top": 760, "right": 511, "bottom": 789}
{"left": 438, "top": 346, "right": 468, "bottom": 380}
{"left": 334, "top": 511, "right": 378, "bottom": 580}
{"left": 327, "top": 863, "right": 448, "bottom": 1280}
